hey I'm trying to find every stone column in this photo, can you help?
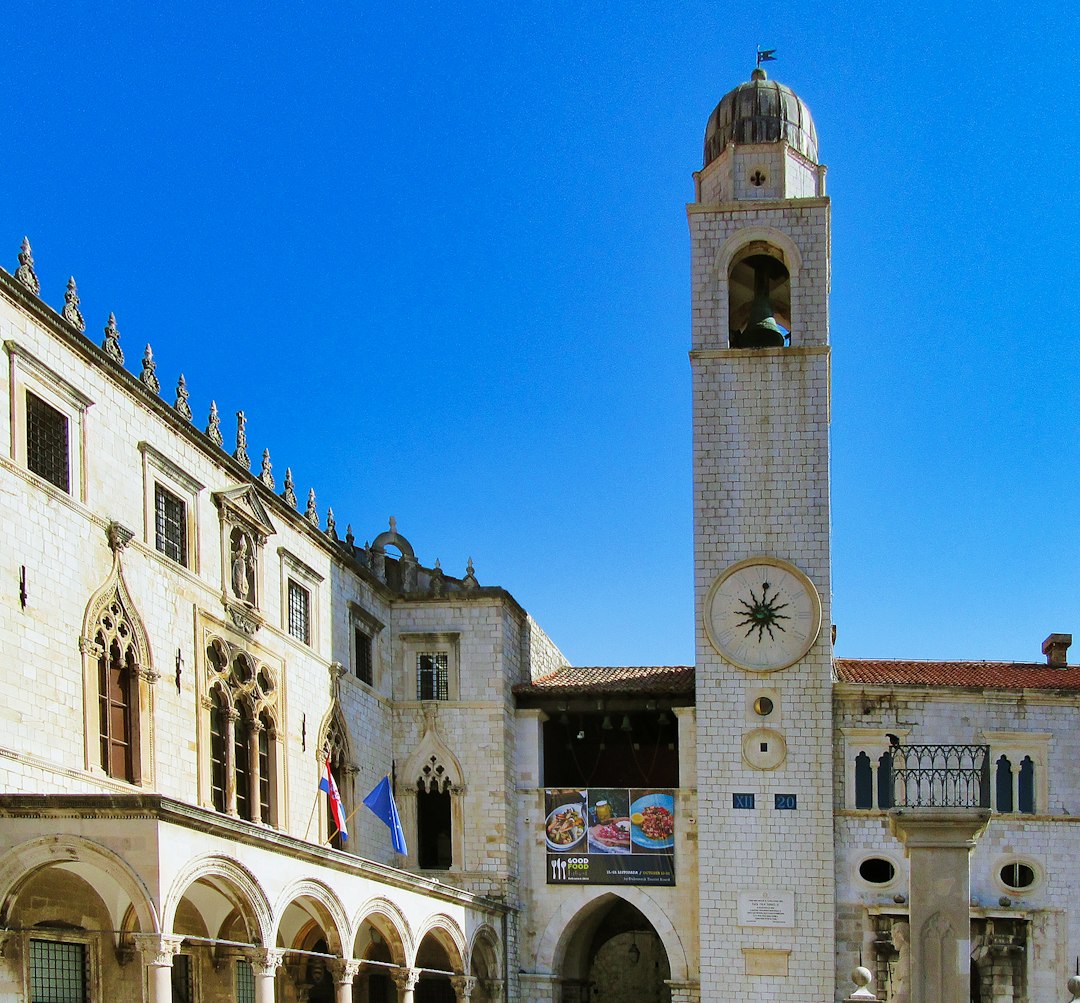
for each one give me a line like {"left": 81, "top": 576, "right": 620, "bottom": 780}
{"left": 664, "top": 979, "right": 701, "bottom": 1003}
{"left": 392, "top": 968, "right": 421, "bottom": 1003}
{"left": 134, "top": 933, "right": 184, "bottom": 1003}
{"left": 249, "top": 948, "right": 285, "bottom": 1003}
{"left": 225, "top": 707, "right": 240, "bottom": 815}
{"left": 450, "top": 975, "right": 477, "bottom": 1000}
{"left": 482, "top": 978, "right": 503, "bottom": 1002}
{"left": 888, "top": 808, "right": 991, "bottom": 1003}
{"left": 328, "top": 959, "right": 361, "bottom": 1003}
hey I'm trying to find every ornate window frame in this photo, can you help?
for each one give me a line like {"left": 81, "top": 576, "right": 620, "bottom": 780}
{"left": 981, "top": 731, "right": 1050, "bottom": 815}
{"left": 400, "top": 632, "right": 460, "bottom": 703}
{"left": 5, "top": 340, "right": 93, "bottom": 501}
{"left": 80, "top": 523, "right": 156, "bottom": 786}
{"left": 349, "top": 602, "right": 385, "bottom": 691}
{"left": 278, "top": 548, "right": 323, "bottom": 652}
{"left": 139, "top": 441, "right": 204, "bottom": 573}
{"left": 195, "top": 614, "right": 285, "bottom": 828}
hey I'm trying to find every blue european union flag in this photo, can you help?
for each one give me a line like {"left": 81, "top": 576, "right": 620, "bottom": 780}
{"left": 363, "top": 775, "right": 408, "bottom": 855}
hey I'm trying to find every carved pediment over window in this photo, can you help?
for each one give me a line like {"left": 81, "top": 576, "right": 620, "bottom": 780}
{"left": 213, "top": 485, "right": 275, "bottom": 632}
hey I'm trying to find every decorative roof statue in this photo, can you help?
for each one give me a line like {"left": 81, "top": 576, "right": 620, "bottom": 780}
{"left": 174, "top": 374, "right": 193, "bottom": 421}
{"left": 430, "top": 558, "right": 445, "bottom": 597}
{"left": 282, "top": 467, "right": 297, "bottom": 507}
{"left": 259, "top": 449, "right": 274, "bottom": 489}
{"left": 305, "top": 488, "right": 319, "bottom": 527}
{"left": 62, "top": 276, "right": 85, "bottom": 332}
{"left": 326, "top": 507, "right": 337, "bottom": 540}
{"left": 101, "top": 312, "right": 124, "bottom": 364}
{"left": 463, "top": 557, "right": 479, "bottom": 590}
{"left": 15, "top": 237, "right": 40, "bottom": 295}
{"left": 140, "top": 345, "right": 161, "bottom": 395}
{"left": 345, "top": 524, "right": 355, "bottom": 548}
{"left": 233, "top": 411, "right": 250, "bottom": 467}
{"left": 205, "top": 401, "right": 223, "bottom": 446}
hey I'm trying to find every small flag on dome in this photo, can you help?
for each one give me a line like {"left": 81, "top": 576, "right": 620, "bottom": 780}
{"left": 757, "top": 48, "right": 777, "bottom": 65}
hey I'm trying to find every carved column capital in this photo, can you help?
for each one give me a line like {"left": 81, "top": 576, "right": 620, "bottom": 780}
{"left": 134, "top": 933, "right": 185, "bottom": 968}
{"left": 329, "top": 959, "right": 363, "bottom": 984}
{"left": 392, "top": 968, "right": 421, "bottom": 993}
{"left": 450, "top": 975, "right": 478, "bottom": 1000}
{"left": 247, "top": 947, "right": 285, "bottom": 978}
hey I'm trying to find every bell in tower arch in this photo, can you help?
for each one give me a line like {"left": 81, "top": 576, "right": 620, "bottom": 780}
{"left": 728, "top": 249, "right": 791, "bottom": 349}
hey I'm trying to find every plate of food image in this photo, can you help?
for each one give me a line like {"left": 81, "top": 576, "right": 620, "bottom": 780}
{"left": 545, "top": 804, "right": 586, "bottom": 851}
{"left": 587, "top": 817, "right": 632, "bottom": 853}
{"left": 630, "top": 793, "right": 675, "bottom": 850}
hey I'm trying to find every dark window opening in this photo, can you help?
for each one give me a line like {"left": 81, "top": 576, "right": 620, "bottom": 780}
{"left": 417, "top": 786, "right": 452, "bottom": 869}
{"left": 876, "top": 752, "right": 893, "bottom": 809}
{"left": 1000, "top": 863, "right": 1035, "bottom": 889}
{"left": 417, "top": 652, "right": 448, "bottom": 701}
{"left": 29, "top": 940, "right": 86, "bottom": 1003}
{"left": 234, "top": 712, "right": 252, "bottom": 820}
{"left": 854, "top": 751, "right": 873, "bottom": 809}
{"left": 996, "top": 755, "right": 1014, "bottom": 813}
{"left": 1018, "top": 756, "right": 1035, "bottom": 814}
{"left": 541, "top": 711, "right": 680, "bottom": 788}
{"left": 209, "top": 693, "right": 227, "bottom": 812}
{"left": 235, "top": 960, "right": 255, "bottom": 1003}
{"left": 258, "top": 719, "right": 271, "bottom": 824}
{"left": 326, "top": 757, "right": 347, "bottom": 851}
{"left": 287, "top": 580, "right": 310, "bottom": 644}
{"left": 171, "top": 955, "right": 192, "bottom": 1003}
{"left": 858, "top": 857, "right": 896, "bottom": 884}
{"left": 355, "top": 628, "right": 374, "bottom": 685}
{"left": 98, "top": 639, "right": 134, "bottom": 782}
{"left": 26, "top": 391, "right": 70, "bottom": 492}
{"left": 154, "top": 484, "right": 187, "bottom": 566}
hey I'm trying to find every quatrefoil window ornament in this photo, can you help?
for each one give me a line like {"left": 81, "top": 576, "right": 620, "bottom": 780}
{"left": 750, "top": 169, "right": 767, "bottom": 187}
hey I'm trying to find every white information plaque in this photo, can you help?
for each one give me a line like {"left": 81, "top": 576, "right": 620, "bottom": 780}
{"left": 737, "top": 890, "right": 795, "bottom": 928}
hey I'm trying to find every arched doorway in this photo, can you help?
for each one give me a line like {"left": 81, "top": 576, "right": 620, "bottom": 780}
{"left": 414, "top": 930, "right": 457, "bottom": 1003}
{"left": 559, "top": 896, "right": 671, "bottom": 1003}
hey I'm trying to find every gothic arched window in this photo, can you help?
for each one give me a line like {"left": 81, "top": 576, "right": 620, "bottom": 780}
{"left": 1018, "top": 756, "right": 1035, "bottom": 814}
{"left": 98, "top": 636, "right": 134, "bottom": 782}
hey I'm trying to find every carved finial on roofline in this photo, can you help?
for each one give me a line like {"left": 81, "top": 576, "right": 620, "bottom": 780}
{"left": 15, "top": 237, "right": 40, "bottom": 295}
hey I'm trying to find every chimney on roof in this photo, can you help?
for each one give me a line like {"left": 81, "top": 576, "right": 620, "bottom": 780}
{"left": 1042, "top": 633, "right": 1072, "bottom": 668}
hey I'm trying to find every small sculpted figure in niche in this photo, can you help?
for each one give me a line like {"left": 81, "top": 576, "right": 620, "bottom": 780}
{"left": 231, "top": 530, "right": 256, "bottom": 603}
{"left": 889, "top": 921, "right": 910, "bottom": 1003}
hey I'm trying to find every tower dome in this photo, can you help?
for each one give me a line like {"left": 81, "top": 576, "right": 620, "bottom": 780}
{"left": 703, "top": 67, "right": 819, "bottom": 168}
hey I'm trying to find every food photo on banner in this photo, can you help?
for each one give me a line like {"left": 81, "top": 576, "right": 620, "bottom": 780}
{"left": 544, "top": 787, "right": 675, "bottom": 886}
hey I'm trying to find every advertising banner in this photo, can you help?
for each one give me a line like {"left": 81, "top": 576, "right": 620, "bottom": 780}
{"left": 544, "top": 787, "right": 675, "bottom": 886}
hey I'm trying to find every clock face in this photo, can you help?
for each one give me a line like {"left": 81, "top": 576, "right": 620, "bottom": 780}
{"left": 704, "top": 558, "right": 821, "bottom": 671}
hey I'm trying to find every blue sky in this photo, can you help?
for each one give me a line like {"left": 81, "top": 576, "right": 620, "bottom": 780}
{"left": 5, "top": 4, "right": 1078, "bottom": 666}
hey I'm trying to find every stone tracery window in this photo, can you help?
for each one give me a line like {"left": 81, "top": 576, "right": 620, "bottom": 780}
{"left": 417, "top": 754, "right": 455, "bottom": 869}
{"left": 202, "top": 636, "right": 280, "bottom": 824}
{"left": 83, "top": 558, "right": 154, "bottom": 786}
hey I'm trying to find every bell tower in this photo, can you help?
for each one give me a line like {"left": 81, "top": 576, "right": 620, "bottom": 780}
{"left": 690, "top": 66, "right": 834, "bottom": 1000}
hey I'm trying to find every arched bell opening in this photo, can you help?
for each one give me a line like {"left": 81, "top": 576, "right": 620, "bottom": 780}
{"left": 557, "top": 896, "right": 671, "bottom": 1003}
{"left": 728, "top": 242, "right": 791, "bottom": 348}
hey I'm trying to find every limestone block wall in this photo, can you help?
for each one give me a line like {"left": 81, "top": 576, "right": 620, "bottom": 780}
{"left": 834, "top": 687, "right": 1080, "bottom": 1001}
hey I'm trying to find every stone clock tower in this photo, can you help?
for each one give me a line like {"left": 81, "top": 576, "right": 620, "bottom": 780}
{"left": 690, "top": 67, "right": 834, "bottom": 1000}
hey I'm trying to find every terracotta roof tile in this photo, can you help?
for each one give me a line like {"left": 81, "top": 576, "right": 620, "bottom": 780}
{"left": 835, "top": 658, "right": 1080, "bottom": 691}
{"left": 513, "top": 665, "right": 694, "bottom": 697}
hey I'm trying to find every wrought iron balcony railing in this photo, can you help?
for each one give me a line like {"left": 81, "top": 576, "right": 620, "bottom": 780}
{"left": 889, "top": 744, "right": 991, "bottom": 809}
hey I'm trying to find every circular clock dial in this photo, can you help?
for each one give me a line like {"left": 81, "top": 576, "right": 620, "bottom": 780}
{"left": 704, "top": 558, "right": 821, "bottom": 671}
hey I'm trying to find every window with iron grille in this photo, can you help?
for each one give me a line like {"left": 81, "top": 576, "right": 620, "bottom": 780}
{"left": 235, "top": 960, "right": 255, "bottom": 1003}
{"left": 171, "top": 955, "right": 193, "bottom": 1003}
{"left": 355, "top": 627, "right": 374, "bottom": 685}
{"left": 26, "top": 391, "right": 70, "bottom": 492}
{"left": 154, "top": 484, "right": 187, "bottom": 566}
{"left": 417, "top": 652, "right": 448, "bottom": 701}
{"left": 29, "top": 940, "right": 86, "bottom": 1003}
{"left": 287, "top": 580, "right": 310, "bottom": 644}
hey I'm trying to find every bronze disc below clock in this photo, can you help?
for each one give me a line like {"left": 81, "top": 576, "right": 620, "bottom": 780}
{"left": 704, "top": 557, "right": 821, "bottom": 672}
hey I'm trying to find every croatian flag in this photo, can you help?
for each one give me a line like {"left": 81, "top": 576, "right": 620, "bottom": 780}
{"left": 363, "top": 775, "right": 408, "bottom": 855}
{"left": 319, "top": 758, "right": 348, "bottom": 842}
